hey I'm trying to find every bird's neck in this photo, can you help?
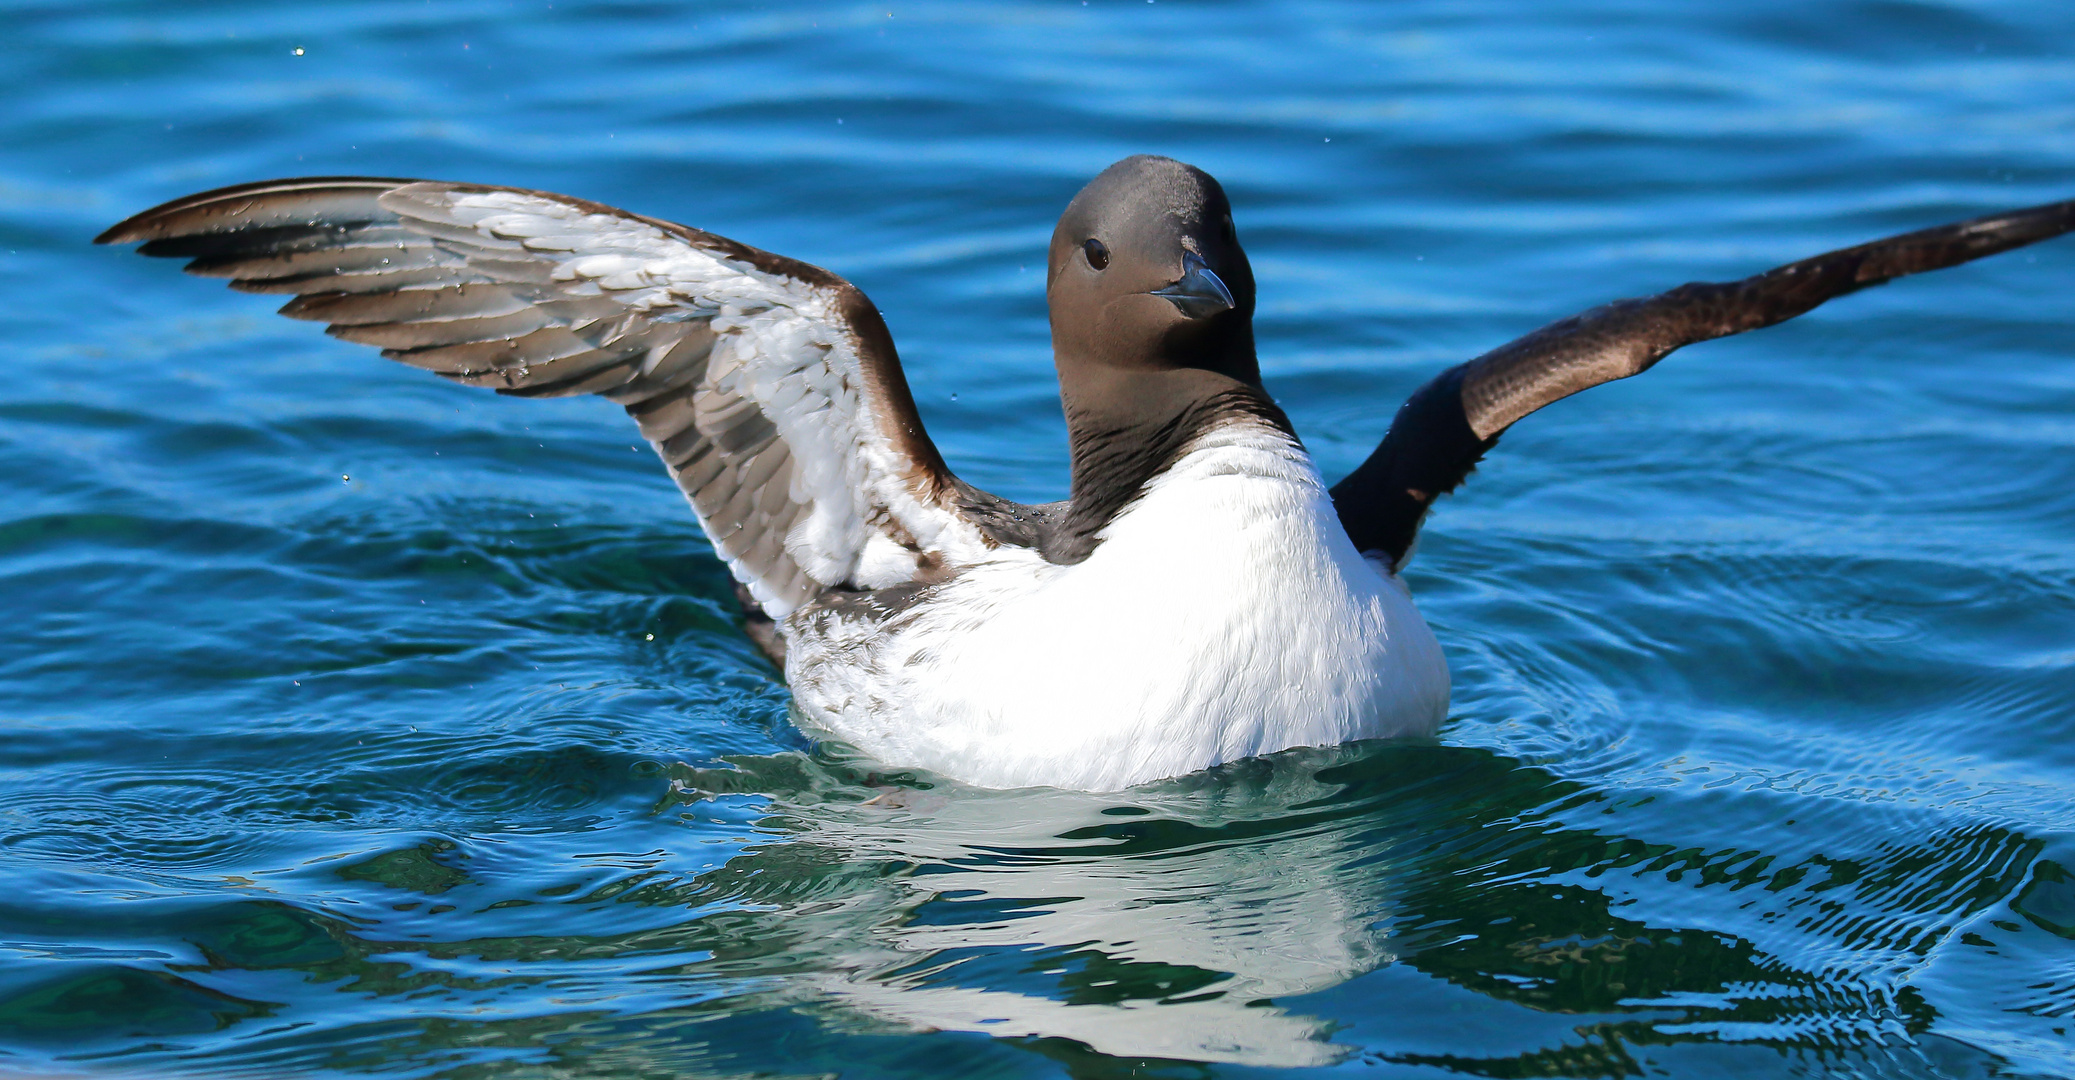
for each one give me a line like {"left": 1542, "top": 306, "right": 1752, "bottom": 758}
{"left": 1044, "top": 364, "right": 1296, "bottom": 564}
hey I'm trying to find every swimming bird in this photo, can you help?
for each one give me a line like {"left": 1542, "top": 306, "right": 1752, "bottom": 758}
{"left": 98, "top": 156, "right": 2075, "bottom": 790}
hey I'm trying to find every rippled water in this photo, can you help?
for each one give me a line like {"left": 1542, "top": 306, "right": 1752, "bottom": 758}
{"left": 5, "top": 1, "right": 2075, "bottom": 1076}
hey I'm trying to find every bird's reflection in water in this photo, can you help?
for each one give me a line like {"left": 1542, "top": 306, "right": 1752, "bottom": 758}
{"left": 676, "top": 745, "right": 1400, "bottom": 1066}
{"left": 657, "top": 736, "right": 2051, "bottom": 1075}
{"left": 654, "top": 739, "right": 1529, "bottom": 1067}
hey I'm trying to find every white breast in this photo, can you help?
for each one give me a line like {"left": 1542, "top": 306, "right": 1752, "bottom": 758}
{"left": 785, "top": 425, "right": 1450, "bottom": 791}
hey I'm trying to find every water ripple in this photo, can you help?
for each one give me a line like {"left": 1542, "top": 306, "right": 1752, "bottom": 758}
{"left": 5, "top": 0, "right": 2075, "bottom": 1076}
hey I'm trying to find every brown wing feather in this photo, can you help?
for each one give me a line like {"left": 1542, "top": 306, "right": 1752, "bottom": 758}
{"left": 1332, "top": 198, "right": 2075, "bottom": 566}
{"left": 1461, "top": 199, "right": 2075, "bottom": 438}
{"left": 100, "top": 177, "right": 998, "bottom": 620}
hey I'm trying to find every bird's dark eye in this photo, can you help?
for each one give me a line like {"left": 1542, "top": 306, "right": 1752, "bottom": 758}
{"left": 1083, "top": 238, "right": 1110, "bottom": 271}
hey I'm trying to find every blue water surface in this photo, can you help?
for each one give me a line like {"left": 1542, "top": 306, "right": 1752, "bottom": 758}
{"left": 5, "top": 1, "right": 2075, "bottom": 1076}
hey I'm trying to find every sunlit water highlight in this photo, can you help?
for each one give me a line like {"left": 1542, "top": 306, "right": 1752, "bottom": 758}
{"left": 4, "top": 1, "right": 2075, "bottom": 1076}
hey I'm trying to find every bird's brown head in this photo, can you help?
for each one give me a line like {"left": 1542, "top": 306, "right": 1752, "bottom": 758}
{"left": 1046, "top": 155, "right": 1259, "bottom": 389}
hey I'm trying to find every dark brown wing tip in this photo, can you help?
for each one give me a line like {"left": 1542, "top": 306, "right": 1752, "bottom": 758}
{"left": 1824, "top": 197, "right": 2075, "bottom": 290}
{"left": 93, "top": 176, "right": 424, "bottom": 246}
{"left": 92, "top": 220, "right": 139, "bottom": 245}
{"left": 94, "top": 213, "right": 180, "bottom": 246}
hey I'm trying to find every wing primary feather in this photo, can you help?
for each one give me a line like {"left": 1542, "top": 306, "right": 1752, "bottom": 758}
{"left": 324, "top": 308, "right": 554, "bottom": 349}
{"left": 93, "top": 176, "right": 411, "bottom": 245}
{"left": 493, "top": 356, "right": 643, "bottom": 398}
{"left": 230, "top": 265, "right": 464, "bottom": 296}
{"left": 386, "top": 325, "right": 597, "bottom": 374}
{"left": 280, "top": 283, "right": 533, "bottom": 325}
{"left": 185, "top": 226, "right": 438, "bottom": 280}
{"left": 138, "top": 224, "right": 359, "bottom": 261}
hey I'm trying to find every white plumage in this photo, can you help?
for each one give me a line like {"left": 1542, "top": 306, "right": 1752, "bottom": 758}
{"left": 787, "top": 424, "right": 1450, "bottom": 790}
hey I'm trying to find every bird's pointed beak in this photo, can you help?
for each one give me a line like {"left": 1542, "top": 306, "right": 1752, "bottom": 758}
{"left": 1149, "top": 251, "right": 1235, "bottom": 319}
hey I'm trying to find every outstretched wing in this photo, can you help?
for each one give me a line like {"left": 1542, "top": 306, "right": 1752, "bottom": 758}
{"left": 1333, "top": 197, "right": 2075, "bottom": 567}
{"left": 99, "top": 177, "right": 1000, "bottom": 618}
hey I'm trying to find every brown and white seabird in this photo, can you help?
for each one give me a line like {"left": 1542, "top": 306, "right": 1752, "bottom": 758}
{"left": 97, "top": 155, "right": 2075, "bottom": 789}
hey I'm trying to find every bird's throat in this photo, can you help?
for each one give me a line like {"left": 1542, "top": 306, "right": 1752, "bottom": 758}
{"left": 1047, "top": 365, "right": 1296, "bottom": 565}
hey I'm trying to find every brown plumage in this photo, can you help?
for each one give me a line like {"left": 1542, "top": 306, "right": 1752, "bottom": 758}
{"left": 1332, "top": 198, "right": 2075, "bottom": 565}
